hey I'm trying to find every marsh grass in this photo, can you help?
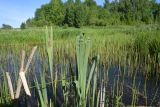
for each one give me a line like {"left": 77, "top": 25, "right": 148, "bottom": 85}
{"left": 75, "top": 34, "right": 100, "bottom": 106}
{"left": 0, "top": 25, "right": 160, "bottom": 106}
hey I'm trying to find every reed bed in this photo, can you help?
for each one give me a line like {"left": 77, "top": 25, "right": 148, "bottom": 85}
{"left": 0, "top": 25, "right": 160, "bottom": 106}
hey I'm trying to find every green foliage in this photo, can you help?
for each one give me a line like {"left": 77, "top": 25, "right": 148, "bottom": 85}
{"left": 45, "top": 27, "right": 54, "bottom": 93}
{"left": 75, "top": 34, "right": 91, "bottom": 106}
{"left": 74, "top": 5, "right": 86, "bottom": 28}
{"left": 25, "top": 0, "right": 160, "bottom": 27}
{"left": 75, "top": 34, "right": 100, "bottom": 106}
{"left": 34, "top": 73, "right": 47, "bottom": 107}
{"left": 0, "top": 70, "right": 12, "bottom": 105}
{"left": 64, "top": 4, "right": 75, "bottom": 27}
{"left": 133, "top": 34, "right": 149, "bottom": 56}
{"left": 0, "top": 26, "right": 160, "bottom": 106}
{"left": 104, "top": 0, "right": 110, "bottom": 9}
{"left": 117, "top": 0, "right": 156, "bottom": 24}
{"left": 20, "top": 22, "right": 26, "bottom": 29}
{"left": 2, "top": 24, "right": 12, "bottom": 29}
{"left": 84, "top": 0, "right": 97, "bottom": 7}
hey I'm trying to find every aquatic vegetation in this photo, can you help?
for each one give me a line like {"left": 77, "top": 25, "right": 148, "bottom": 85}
{"left": 0, "top": 25, "right": 160, "bottom": 106}
{"left": 75, "top": 34, "right": 100, "bottom": 106}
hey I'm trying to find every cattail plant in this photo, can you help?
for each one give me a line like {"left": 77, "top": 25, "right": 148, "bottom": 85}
{"left": 45, "top": 27, "right": 55, "bottom": 103}
{"left": 75, "top": 34, "right": 100, "bottom": 107}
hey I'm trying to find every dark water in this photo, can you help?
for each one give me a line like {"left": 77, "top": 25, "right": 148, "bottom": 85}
{"left": 0, "top": 54, "right": 160, "bottom": 107}
{"left": 106, "top": 64, "right": 160, "bottom": 106}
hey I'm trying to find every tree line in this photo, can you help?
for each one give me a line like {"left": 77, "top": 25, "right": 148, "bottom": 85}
{"left": 25, "top": 0, "right": 160, "bottom": 28}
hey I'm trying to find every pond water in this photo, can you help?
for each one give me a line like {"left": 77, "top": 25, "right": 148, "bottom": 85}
{"left": 0, "top": 54, "right": 160, "bottom": 107}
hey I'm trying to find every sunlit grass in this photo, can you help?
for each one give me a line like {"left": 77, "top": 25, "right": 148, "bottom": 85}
{"left": 0, "top": 25, "right": 160, "bottom": 106}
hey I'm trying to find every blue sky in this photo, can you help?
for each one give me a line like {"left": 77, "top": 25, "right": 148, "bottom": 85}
{"left": 0, "top": 0, "right": 50, "bottom": 28}
{"left": 0, "top": 0, "right": 159, "bottom": 28}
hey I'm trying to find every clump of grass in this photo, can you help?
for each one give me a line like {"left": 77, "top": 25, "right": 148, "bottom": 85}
{"left": 75, "top": 34, "right": 91, "bottom": 106}
{"left": 45, "top": 26, "right": 55, "bottom": 104}
{"left": 45, "top": 26, "right": 53, "bottom": 82}
{"left": 34, "top": 70, "right": 48, "bottom": 107}
{"left": 0, "top": 25, "right": 160, "bottom": 106}
{"left": 0, "top": 70, "right": 11, "bottom": 105}
{"left": 75, "top": 34, "right": 100, "bottom": 106}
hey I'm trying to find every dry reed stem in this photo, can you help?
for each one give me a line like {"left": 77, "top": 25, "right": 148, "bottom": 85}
{"left": 19, "top": 72, "right": 31, "bottom": 96}
{"left": 23, "top": 46, "right": 37, "bottom": 73}
{"left": 15, "top": 46, "right": 37, "bottom": 99}
{"left": 15, "top": 50, "right": 25, "bottom": 99}
{"left": 6, "top": 72, "right": 14, "bottom": 99}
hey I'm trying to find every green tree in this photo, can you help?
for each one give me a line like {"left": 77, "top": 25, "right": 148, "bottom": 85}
{"left": 2, "top": 24, "right": 12, "bottom": 29}
{"left": 84, "top": 0, "right": 99, "bottom": 25}
{"left": 74, "top": 5, "right": 85, "bottom": 28}
{"left": 50, "top": 0, "right": 65, "bottom": 25}
{"left": 24, "top": 0, "right": 160, "bottom": 27}
{"left": 64, "top": 5, "right": 75, "bottom": 26}
{"left": 20, "top": 22, "right": 26, "bottom": 29}
{"left": 34, "top": 4, "right": 50, "bottom": 26}
{"left": 104, "top": 0, "right": 110, "bottom": 9}
{"left": 84, "top": 0, "right": 97, "bottom": 7}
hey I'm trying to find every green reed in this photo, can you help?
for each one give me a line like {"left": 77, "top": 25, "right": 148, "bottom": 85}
{"left": 0, "top": 25, "right": 160, "bottom": 106}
